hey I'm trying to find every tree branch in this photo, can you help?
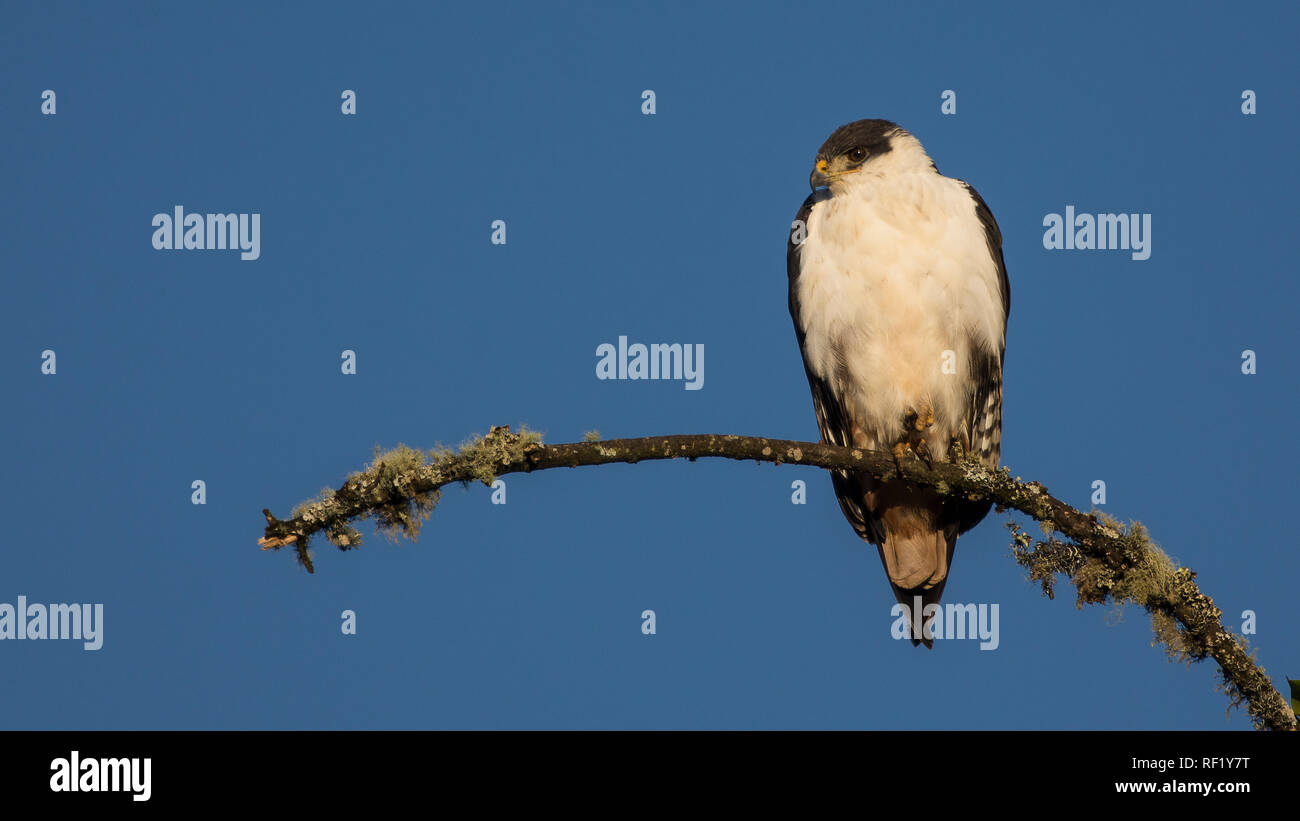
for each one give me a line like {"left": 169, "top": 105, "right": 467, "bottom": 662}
{"left": 258, "top": 426, "right": 1296, "bottom": 731}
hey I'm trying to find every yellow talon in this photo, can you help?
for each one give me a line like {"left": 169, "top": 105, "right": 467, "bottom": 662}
{"left": 914, "top": 438, "right": 934, "bottom": 467}
{"left": 909, "top": 408, "right": 934, "bottom": 431}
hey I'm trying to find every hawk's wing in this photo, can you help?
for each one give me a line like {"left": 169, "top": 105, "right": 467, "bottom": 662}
{"left": 787, "top": 193, "right": 887, "bottom": 546}
{"left": 948, "top": 181, "right": 1010, "bottom": 536}
{"left": 957, "top": 181, "right": 1009, "bottom": 469}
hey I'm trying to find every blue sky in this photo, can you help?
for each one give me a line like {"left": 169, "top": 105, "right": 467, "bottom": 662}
{"left": 1, "top": 1, "right": 1295, "bottom": 729}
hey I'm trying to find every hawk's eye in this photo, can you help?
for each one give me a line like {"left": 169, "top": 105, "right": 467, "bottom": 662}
{"left": 847, "top": 147, "right": 867, "bottom": 163}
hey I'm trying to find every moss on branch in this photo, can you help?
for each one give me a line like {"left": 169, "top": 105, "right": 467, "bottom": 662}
{"left": 258, "top": 426, "right": 1296, "bottom": 731}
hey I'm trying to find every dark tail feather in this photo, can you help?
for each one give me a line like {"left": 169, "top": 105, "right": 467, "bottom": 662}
{"left": 895, "top": 578, "right": 947, "bottom": 649}
{"left": 881, "top": 532, "right": 956, "bottom": 649}
{"left": 906, "top": 580, "right": 947, "bottom": 649}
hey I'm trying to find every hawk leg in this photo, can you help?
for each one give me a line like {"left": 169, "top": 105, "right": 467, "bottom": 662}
{"left": 894, "top": 408, "right": 936, "bottom": 470}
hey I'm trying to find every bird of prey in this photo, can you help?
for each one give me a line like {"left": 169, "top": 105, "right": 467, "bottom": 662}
{"left": 787, "top": 119, "right": 1010, "bottom": 647}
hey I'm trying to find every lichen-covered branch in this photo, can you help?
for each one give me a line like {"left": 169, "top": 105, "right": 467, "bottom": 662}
{"left": 258, "top": 426, "right": 1296, "bottom": 731}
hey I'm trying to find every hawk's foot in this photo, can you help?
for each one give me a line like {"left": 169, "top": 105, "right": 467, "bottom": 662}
{"left": 891, "top": 441, "right": 909, "bottom": 478}
{"left": 896, "top": 408, "right": 937, "bottom": 469}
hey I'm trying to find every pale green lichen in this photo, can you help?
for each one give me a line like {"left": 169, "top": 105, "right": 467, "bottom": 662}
{"left": 291, "top": 486, "right": 339, "bottom": 521}
{"left": 1009, "top": 513, "right": 1226, "bottom": 682}
{"left": 1006, "top": 505, "right": 1293, "bottom": 728}
{"left": 284, "top": 426, "right": 544, "bottom": 555}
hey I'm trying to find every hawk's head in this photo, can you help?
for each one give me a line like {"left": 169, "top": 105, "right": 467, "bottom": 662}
{"left": 809, "top": 119, "right": 931, "bottom": 193}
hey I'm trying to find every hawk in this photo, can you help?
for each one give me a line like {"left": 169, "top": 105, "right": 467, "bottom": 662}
{"left": 787, "top": 119, "right": 1010, "bottom": 647}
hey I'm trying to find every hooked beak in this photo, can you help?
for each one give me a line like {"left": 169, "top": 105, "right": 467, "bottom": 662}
{"left": 809, "top": 158, "right": 832, "bottom": 190}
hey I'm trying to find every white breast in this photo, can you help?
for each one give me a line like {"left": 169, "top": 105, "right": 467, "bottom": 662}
{"left": 796, "top": 166, "right": 1005, "bottom": 453}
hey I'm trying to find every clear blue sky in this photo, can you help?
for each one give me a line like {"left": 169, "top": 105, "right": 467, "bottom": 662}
{"left": 2, "top": 1, "right": 1295, "bottom": 729}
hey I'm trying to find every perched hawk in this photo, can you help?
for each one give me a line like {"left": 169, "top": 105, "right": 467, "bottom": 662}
{"left": 787, "top": 119, "right": 1010, "bottom": 647}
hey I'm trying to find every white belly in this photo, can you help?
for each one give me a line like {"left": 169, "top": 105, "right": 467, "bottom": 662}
{"left": 796, "top": 171, "right": 1004, "bottom": 452}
